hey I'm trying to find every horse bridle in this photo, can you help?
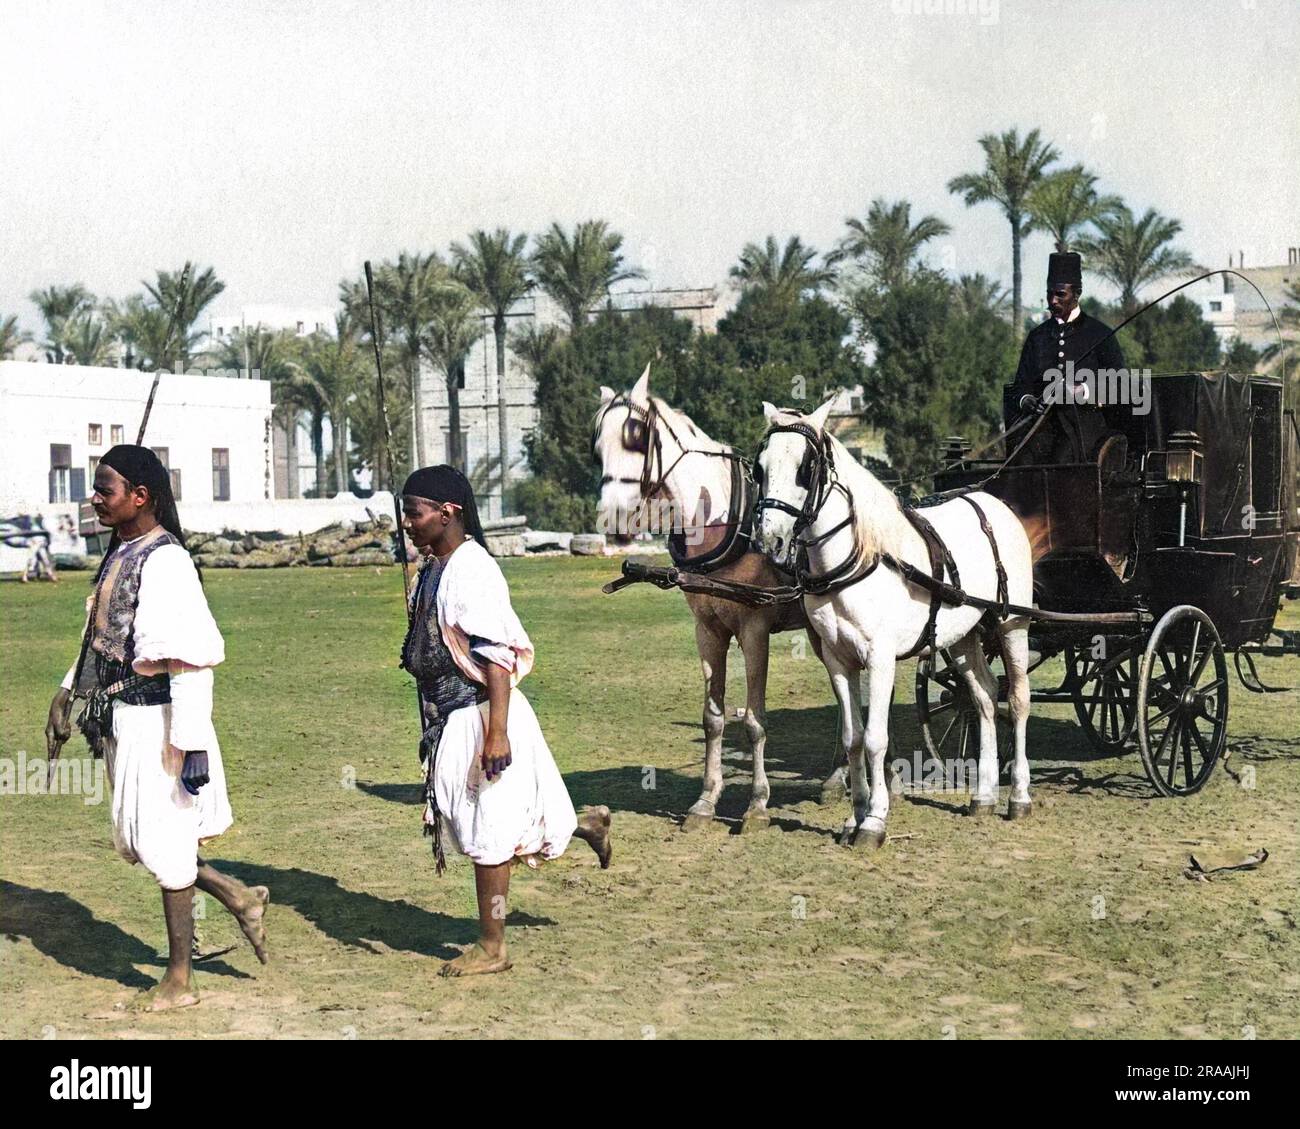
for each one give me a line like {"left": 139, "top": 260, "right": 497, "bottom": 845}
{"left": 754, "top": 421, "right": 865, "bottom": 587}
{"left": 593, "top": 393, "right": 749, "bottom": 502}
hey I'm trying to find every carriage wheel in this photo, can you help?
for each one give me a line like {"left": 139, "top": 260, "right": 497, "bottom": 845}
{"left": 1135, "top": 606, "right": 1228, "bottom": 797}
{"left": 1067, "top": 640, "right": 1139, "bottom": 753}
{"left": 916, "top": 649, "right": 977, "bottom": 766}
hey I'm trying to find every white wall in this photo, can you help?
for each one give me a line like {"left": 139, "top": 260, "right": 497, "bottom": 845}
{"left": 181, "top": 492, "right": 396, "bottom": 535}
{"left": 0, "top": 361, "right": 273, "bottom": 514}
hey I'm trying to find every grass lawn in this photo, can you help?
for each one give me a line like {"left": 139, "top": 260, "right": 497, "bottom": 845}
{"left": 1, "top": 557, "right": 1297, "bottom": 1039}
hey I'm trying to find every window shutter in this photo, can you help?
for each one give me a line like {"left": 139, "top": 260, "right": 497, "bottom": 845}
{"left": 49, "top": 469, "right": 58, "bottom": 504}
{"left": 70, "top": 468, "right": 87, "bottom": 501}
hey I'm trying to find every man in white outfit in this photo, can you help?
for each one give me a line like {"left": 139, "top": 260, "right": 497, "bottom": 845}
{"left": 45, "top": 445, "right": 269, "bottom": 1011}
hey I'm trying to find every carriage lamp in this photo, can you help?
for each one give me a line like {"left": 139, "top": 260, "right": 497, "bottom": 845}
{"left": 1163, "top": 431, "right": 1204, "bottom": 547}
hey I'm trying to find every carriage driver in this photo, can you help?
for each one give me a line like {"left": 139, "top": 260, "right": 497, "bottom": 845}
{"left": 1011, "top": 251, "right": 1141, "bottom": 464}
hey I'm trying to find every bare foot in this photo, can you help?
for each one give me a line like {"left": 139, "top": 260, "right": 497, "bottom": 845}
{"left": 234, "top": 885, "right": 270, "bottom": 964}
{"left": 577, "top": 805, "right": 613, "bottom": 869}
{"left": 438, "top": 943, "right": 512, "bottom": 978}
{"left": 131, "top": 975, "right": 200, "bottom": 1012}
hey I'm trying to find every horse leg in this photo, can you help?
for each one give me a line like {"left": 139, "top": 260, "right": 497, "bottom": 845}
{"left": 823, "top": 657, "right": 867, "bottom": 848}
{"left": 808, "top": 628, "right": 849, "bottom": 803}
{"left": 683, "top": 619, "right": 729, "bottom": 832}
{"left": 952, "top": 633, "right": 999, "bottom": 815}
{"left": 1000, "top": 619, "right": 1033, "bottom": 819}
{"left": 856, "top": 649, "right": 896, "bottom": 848}
{"left": 737, "top": 621, "right": 771, "bottom": 833}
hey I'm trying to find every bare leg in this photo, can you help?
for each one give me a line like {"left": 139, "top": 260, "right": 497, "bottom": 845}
{"left": 133, "top": 886, "right": 199, "bottom": 1011}
{"left": 441, "top": 861, "right": 513, "bottom": 977}
{"left": 737, "top": 622, "right": 771, "bottom": 831}
{"left": 571, "top": 805, "right": 613, "bottom": 867}
{"left": 683, "top": 621, "right": 729, "bottom": 830}
{"left": 196, "top": 856, "right": 270, "bottom": 964}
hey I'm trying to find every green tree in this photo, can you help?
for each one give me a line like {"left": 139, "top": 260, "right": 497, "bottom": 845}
{"left": 0, "top": 314, "right": 30, "bottom": 359}
{"left": 829, "top": 199, "right": 951, "bottom": 289}
{"left": 64, "top": 311, "right": 115, "bottom": 367}
{"left": 452, "top": 228, "right": 534, "bottom": 507}
{"left": 29, "top": 283, "right": 94, "bottom": 363}
{"left": 1025, "top": 164, "right": 1120, "bottom": 252}
{"left": 953, "top": 273, "right": 1010, "bottom": 320}
{"left": 947, "top": 127, "right": 1060, "bottom": 332}
{"left": 1223, "top": 338, "right": 1261, "bottom": 371}
{"left": 218, "top": 325, "right": 306, "bottom": 497}
{"left": 299, "top": 313, "right": 368, "bottom": 494}
{"left": 420, "top": 276, "right": 485, "bottom": 474}
{"left": 728, "top": 234, "right": 833, "bottom": 307}
{"left": 532, "top": 220, "right": 644, "bottom": 333}
{"left": 1076, "top": 204, "right": 1195, "bottom": 314}
{"left": 143, "top": 262, "right": 225, "bottom": 367}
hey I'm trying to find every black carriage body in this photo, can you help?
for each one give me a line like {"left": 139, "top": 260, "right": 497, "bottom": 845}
{"left": 934, "top": 371, "right": 1299, "bottom": 650}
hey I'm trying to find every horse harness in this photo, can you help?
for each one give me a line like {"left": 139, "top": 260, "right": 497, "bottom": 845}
{"left": 593, "top": 393, "right": 754, "bottom": 573}
{"left": 755, "top": 421, "right": 1012, "bottom": 658}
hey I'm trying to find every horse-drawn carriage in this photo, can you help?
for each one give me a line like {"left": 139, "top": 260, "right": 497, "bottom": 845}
{"left": 917, "top": 370, "right": 1300, "bottom": 796}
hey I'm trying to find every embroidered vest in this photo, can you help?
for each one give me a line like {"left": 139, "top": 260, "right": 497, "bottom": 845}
{"left": 77, "top": 526, "right": 177, "bottom": 706}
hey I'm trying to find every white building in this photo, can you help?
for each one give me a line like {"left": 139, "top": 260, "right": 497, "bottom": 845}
{"left": 206, "top": 305, "right": 336, "bottom": 347}
{"left": 0, "top": 360, "right": 272, "bottom": 540}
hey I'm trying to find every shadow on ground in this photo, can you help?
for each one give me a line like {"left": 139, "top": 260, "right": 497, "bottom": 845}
{"left": 209, "top": 861, "right": 554, "bottom": 960}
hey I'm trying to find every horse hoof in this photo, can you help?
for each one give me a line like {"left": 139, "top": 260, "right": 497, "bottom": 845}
{"left": 681, "top": 812, "right": 714, "bottom": 833}
{"left": 1006, "top": 799, "right": 1033, "bottom": 821}
{"left": 967, "top": 800, "right": 997, "bottom": 818}
{"left": 740, "top": 811, "right": 771, "bottom": 834}
{"left": 849, "top": 826, "right": 886, "bottom": 850}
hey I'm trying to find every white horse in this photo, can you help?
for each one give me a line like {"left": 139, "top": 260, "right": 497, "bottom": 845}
{"left": 594, "top": 367, "right": 843, "bottom": 832}
{"left": 754, "top": 398, "right": 1035, "bottom": 848}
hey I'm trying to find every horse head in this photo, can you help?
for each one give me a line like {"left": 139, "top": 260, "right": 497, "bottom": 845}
{"left": 592, "top": 363, "right": 655, "bottom": 538}
{"left": 754, "top": 396, "right": 837, "bottom": 571}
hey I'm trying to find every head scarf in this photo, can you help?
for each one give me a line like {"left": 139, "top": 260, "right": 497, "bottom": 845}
{"left": 94, "top": 444, "right": 192, "bottom": 581}
{"left": 401, "top": 465, "right": 488, "bottom": 549}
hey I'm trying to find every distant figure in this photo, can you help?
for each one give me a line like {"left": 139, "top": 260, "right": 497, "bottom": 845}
{"left": 21, "top": 516, "right": 58, "bottom": 583}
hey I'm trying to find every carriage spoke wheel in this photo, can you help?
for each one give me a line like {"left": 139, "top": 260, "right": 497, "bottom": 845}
{"left": 1136, "top": 606, "right": 1228, "bottom": 797}
{"left": 916, "top": 646, "right": 1007, "bottom": 774}
{"left": 1068, "top": 640, "right": 1138, "bottom": 753}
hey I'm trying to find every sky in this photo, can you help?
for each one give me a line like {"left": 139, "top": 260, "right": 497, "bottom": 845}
{"left": 2, "top": 0, "right": 1296, "bottom": 334}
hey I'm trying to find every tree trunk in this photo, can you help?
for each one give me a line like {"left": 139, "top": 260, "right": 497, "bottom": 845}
{"left": 333, "top": 408, "right": 349, "bottom": 494}
{"left": 494, "top": 313, "right": 510, "bottom": 514}
{"left": 447, "top": 364, "right": 464, "bottom": 472}
{"left": 1011, "top": 209, "right": 1023, "bottom": 333}
{"left": 312, "top": 409, "right": 327, "bottom": 498}
{"left": 408, "top": 349, "right": 425, "bottom": 472}
{"left": 282, "top": 408, "right": 300, "bottom": 499}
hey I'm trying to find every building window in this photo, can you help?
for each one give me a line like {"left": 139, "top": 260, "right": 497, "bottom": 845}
{"left": 88, "top": 455, "right": 100, "bottom": 486}
{"left": 111, "top": 424, "right": 124, "bottom": 444}
{"left": 212, "top": 448, "right": 230, "bottom": 501}
{"left": 49, "top": 444, "right": 72, "bottom": 503}
{"left": 296, "top": 321, "right": 304, "bottom": 333}
{"left": 152, "top": 447, "right": 169, "bottom": 469}
{"left": 1210, "top": 301, "right": 1222, "bottom": 312}
{"left": 89, "top": 423, "right": 102, "bottom": 445}
{"left": 170, "top": 469, "right": 183, "bottom": 501}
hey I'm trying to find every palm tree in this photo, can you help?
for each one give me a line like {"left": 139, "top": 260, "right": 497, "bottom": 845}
{"left": 143, "top": 262, "right": 225, "bottom": 368}
{"left": 829, "top": 199, "right": 951, "bottom": 288}
{"left": 420, "top": 277, "right": 485, "bottom": 473}
{"left": 532, "top": 220, "right": 644, "bottom": 332}
{"left": 508, "top": 323, "right": 562, "bottom": 378}
{"left": 954, "top": 273, "right": 1011, "bottom": 320}
{"left": 350, "top": 252, "right": 450, "bottom": 470}
{"left": 29, "top": 283, "right": 94, "bottom": 363}
{"left": 947, "top": 127, "right": 1060, "bottom": 330}
{"left": 1075, "top": 204, "right": 1196, "bottom": 314}
{"left": 299, "top": 314, "right": 367, "bottom": 494}
{"left": 0, "top": 314, "right": 30, "bottom": 359}
{"left": 219, "top": 326, "right": 305, "bottom": 497}
{"left": 452, "top": 229, "right": 534, "bottom": 510}
{"left": 103, "top": 295, "right": 149, "bottom": 368}
{"left": 729, "top": 234, "right": 834, "bottom": 304}
{"left": 1025, "top": 164, "right": 1121, "bottom": 253}
{"left": 63, "top": 312, "right": 115, "bottom": 367}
